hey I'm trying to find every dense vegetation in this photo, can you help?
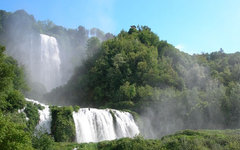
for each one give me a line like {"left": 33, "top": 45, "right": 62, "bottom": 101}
{"left": 46, "top": 26, "right": 182, "bottom": 106}
{"left": 0, "top": 45, "right": 27, "bottom": 112}
{"left": 51, "top": 106, "right": 76, "bottom": 142}
{"left": 52, "top": 129, "right": 240, "bottom": 150}
{"left": 0, "top": 45, "right": 32, "bottom": 149}
{"left": 46, "top": 25, "right": 240, "bottom": 137}
{"left": 0, "top": 44, "right": 54, "bottom": 149}
{"left": 0, "top": 113, "right": 33, "bottom": 150}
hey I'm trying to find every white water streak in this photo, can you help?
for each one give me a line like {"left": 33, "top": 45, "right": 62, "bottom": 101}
{"left": 24, "top": 98, "right": 140, "bottom": 142}
{"left": 26, "top": 98, "right": 52, "bottom": 134}
{"left": 39, "top": 34, "right": 61, "bottom": 91}
{"left": 73, "top": 108, "right": 139, "bottom": 143}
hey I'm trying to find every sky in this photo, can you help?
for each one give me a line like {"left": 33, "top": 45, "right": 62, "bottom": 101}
{"left": 0, "top": 0, "right": 240, "bottom": 54}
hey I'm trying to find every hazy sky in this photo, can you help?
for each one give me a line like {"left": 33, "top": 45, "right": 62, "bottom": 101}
{"left": 0, "top": 0, "right": 240, "bottom": 54}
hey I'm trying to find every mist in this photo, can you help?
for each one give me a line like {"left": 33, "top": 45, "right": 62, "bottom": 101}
{"left": 0, "top": 9, "right": 113, "bottom": 101}
{"left": 139, "top": 51, "right": 227, "bottom": 138}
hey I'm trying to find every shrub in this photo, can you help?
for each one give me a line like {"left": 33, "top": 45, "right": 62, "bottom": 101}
{"left": 5, "top": 89, "right": 25, "bottom": 112}
{"left": 0, "top": 112, "right": 33, "bottom": 150}
{"left": 73, "top": 105, "right": 80, "bottom": 112}
{"left": 51, "top": 106, "right": 76, "bottom": 142}
{"left": 24, "top": 102, "right": 40, "bottom": 132}
{"left": 32, "top": 131, "right": 54, "bottom": 150}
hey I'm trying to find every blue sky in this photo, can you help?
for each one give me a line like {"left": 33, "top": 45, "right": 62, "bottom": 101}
{"left": 0, "top": 0, "right": 240, "bottom": 54}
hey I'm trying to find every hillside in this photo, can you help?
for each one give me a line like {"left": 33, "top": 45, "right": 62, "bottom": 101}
{"left": 0, "top": 9, "right": 240, "bottom": 150}
{"left": 46, "top": 25, "right": 240, "bottom": 137}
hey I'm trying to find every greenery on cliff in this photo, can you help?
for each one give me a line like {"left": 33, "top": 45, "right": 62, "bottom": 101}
{"left": 51, "top": 106, "right": 76, "bottom": 142}
{"left": 0, "top": 44, "right": 54, "bottom": 150}
{"left": 0, "top": 45, "right": 32, "bottom": 149}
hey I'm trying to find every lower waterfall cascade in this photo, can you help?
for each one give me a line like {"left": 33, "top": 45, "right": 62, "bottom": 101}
{"left": 24, "top": 98, "right": 140, "bottom": 143}
{"left": 73, "top": 108, "right": 139, "bottom": 143}
{"left": 26, "top": 98, "right": 52, "bottom": 134}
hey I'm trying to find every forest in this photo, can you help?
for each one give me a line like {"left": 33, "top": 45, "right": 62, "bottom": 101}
{"left": 0, "top": 9, "right": 240, "bottom": 150}
{"left": 47, "top": 25, "right": 240, "bottom": 137}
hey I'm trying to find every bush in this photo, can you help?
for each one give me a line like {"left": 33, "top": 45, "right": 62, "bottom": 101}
{"left": 51, "top": 129, "right": 240, "bottom": 150}
{"left": 51, "top": 106, "right": 76, "bottom": 142}
{"left": 5, "top": 89, "right": 25, "bottom": 112}
{"left": 24, "top": 102, "right": 40, "bottom": 132}
{"left": 106, "top": 101, "right": 135, "bottom": 110}
{"left": 32, "top": 131, "right": 54, "bottom": 150}
{"left": 73, "top": 105, "right": 80, "bottom": 112}
{"left": 0, "top": 112, "right": 33, "bottom": 150}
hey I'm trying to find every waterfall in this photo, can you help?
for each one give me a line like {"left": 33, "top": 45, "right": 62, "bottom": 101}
{"left": 23, "top": 99, "right": 140, "bottom": 143}
{"left": 73, "top": 108, "right": 140, "bottom": 143}
{"left": 6, "top": 33, "right": 62, "bottom": 93}
{"left": 39, "top": 34, "right": 61, "bottom": 91}
{"left": 113, "top": 110, "right": 140, "bottom": 138}
{"left": 25, "top": 98, "right": 52, "bottom": 134}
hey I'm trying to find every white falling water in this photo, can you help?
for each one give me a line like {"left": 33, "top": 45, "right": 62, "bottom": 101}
{"left": 18, "top": 107, "right": 29, "bottom": 121}
{"left": 73, "top": 108, "right": 140, "bottom": 143}
{"left": 23, "top": 98, "right": 140, "bottom": 143}
{"left": 113, "top": 110, "right": 140, "bottom": 138}
{"left": 39, "top": 34, "right": 61, "bottom": 91}
{"left": 25, "top": 98, "right": 52, "bottom": 134}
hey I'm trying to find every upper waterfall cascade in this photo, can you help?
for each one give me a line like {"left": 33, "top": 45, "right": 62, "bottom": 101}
{"left": 24, "top": 98, "right": 140, "bottom": 143}
{"left": 39, "top": 34, "right": 61, "bottom": 91}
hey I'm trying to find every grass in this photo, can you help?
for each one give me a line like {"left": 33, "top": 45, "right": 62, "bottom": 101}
{"left": 52, "top": 129, "right": 240, "bottom": 150}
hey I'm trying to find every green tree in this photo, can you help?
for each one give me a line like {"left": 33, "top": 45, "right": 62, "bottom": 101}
{"left": 87, "top": 37, "right": 101, "bottom": 58}
{"left": 0, "top": 112, "right": 33, "bottom": 150}
{"left": 0, "top": 45, "right": 27, "bottom": 112}
{"left": 32, "top": 131, "right": 54, "bottom": 150}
